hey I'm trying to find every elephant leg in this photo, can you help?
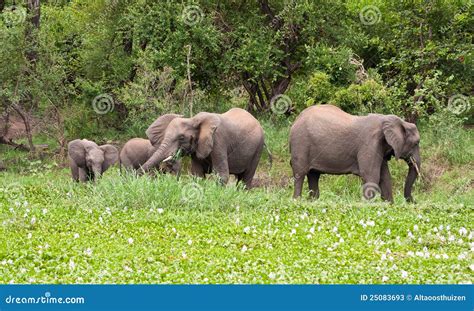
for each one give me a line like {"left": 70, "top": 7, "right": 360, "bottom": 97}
{"left": 241, "top": 148, "right": 262, "bottom": 189}
{"left": 211, "top": 152, "right": 229, "bottom": 185}
{"left": 78, "top": 167, "right": 88, "bottom": 182}
{"left": 191, "top": 157, "right": 206, "bottom": 178}
{"left": 379, "top": 160, "right": 393, "bottom": 202}
{"left": 293, "top": 172, "right": 305, "bottom": 198}
{"left": 358, "top": 155, "right": 383, "bottom": 199}
{"left": 307, "top": 170, "right": 320, "bottom": 199}
{"left": 70, "top": 161, "right": 79, "bottom": 182}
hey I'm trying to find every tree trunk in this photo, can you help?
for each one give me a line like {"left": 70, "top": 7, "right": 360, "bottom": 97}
{"left": 11, "top": 103, "right": 35, "bottom": 152}
{"left": 26, "top": 0, "right": 41, "bottom": 65}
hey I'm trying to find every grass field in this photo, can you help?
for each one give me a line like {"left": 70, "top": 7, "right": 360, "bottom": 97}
{"left": 0, "top": 121, "right": 473, "bottom": 284}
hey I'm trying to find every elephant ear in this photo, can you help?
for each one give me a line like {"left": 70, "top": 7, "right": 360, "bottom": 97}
{"left": 193, "top": 112, "right": 221, "bottom": 159}
{"left": 99, "top": 144, "right": 119, "bottom": 172}
{"left": 67, "top": 139, "right": 87, "bottom": 167}
{"left": 382, "top": 115, "right": 405, "bottom": 159}
{"left": 146, "top": 114, "right": 183, "bottom": 146}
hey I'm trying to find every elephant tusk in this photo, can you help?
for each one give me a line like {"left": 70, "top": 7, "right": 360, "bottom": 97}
{"left": 163, "top": 155, "right": 173, "bottom": 163}
{"left": 410, "top": 156, "right": 422, "bottom": 180}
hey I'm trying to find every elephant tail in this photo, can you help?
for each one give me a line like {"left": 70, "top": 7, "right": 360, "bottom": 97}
{"left": 263, "top": 142, "right": 273, "bottom": 169}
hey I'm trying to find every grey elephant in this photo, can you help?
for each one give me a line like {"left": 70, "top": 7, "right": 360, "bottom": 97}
{"left": 290, "top": 104, "right": 421, "bottom": 202}
{"left": 141, "top": 108, "right": 265, "bottom": 188}
{"left": 68, "top": 139, "right": 119, "bottom": 182}
{"left": 119, "top": 138, "right": 181, "bottom": 175}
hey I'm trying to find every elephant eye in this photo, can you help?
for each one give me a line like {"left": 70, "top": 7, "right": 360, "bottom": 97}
{"left": 178, "top": 134, "right": 185, "bottom": 141}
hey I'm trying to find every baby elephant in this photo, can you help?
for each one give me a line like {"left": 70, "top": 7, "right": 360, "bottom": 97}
{"left": 68, "top": 139, "right": 119, "bottom": 182}
{"left": 119, "top": 138, "right": 181, "bottom": 175}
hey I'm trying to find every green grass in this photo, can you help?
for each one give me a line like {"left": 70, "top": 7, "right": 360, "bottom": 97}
{"left": 0, "top": 122, "right": 473, "bottom": 284}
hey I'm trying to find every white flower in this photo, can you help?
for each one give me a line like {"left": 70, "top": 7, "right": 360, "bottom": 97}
{"left": 446, "top": 225, "right": 451, "bottom": 231}
{"left": 448, "top": 235, "right": 455, "bottom": 242}
{"left": 241, "top": 245, "right": 248, "bottom": 252}
{"left": 442, "top": 254, "right": 449, "bottom": 259}
{"left": 124, "top": 265, "right": 133, "bottom": 272}
{"left": 84, "top": 248, "right": 93, "bottom": 256}
{"left": 381, "top": 254, "right": 387, "bottom": 261}
{"left": 309, "top": 227, "right": 315, "bottom": 234}
{"left": 69, "top": 259, "right": 76, "bottom": 270}
{"left": 290, "top": 229, "right": 296, "bottom": 235}
{"left": 457, "top": 252, "right": 467, "bottom": 260}
{"left": 322, "top": 209, "right": 326, "bottom": 213}
{"left": 339, "top": 237, "right": 344, "bottom": 243}
{"left": 27, "top": 233, "right": 32, "bottom": 239}
{"left": 243, "top": 227, "right": 250, "bottom": 234}
{"left": 367, "top": 220, "right": 375, "bottom": 227}
{"left": 157, "top": 208, "right": 164, "bottom": 214}
{"left": 42, "top": 209, "right": 48, "bottom": 215}
{"left": 332, "top": 226, "right": 338, "bottom": 233}
{"left": 435, "top": 254, "right": 441, "bottom": 259}
{"left": 74, "top": 233, "right": 80, "bottom": 239}
{"left": 401, "top": 270, "right": 409, "bottom": 278}
{"left": 306, "top": 234, "right": 312, "bottom": 239}
{"left": 459, "top": 227, "right": 467, "bottom": 236}
{"left": 359, "top": 220, "right": 367, "bottom": 228}
{"left": 416, "top": 251, "right": 424, "bottom": 257}
{"left": 408, "top": 231, "right": 414, "bottom": 239}
{"left": 407, "top": 251, "right": 414, "bottom": 257}
{"left": 30, "top": 217, "right": 36, "bottom": 225}
{"left": 469, "top": 264, "right": 474, "bottom": 271}
{"left": 382, "top": 276, "right": 389, "bottom": 282}
{"left": 268, "top": 272, "right": 276, "bottom": 279}
{"left": 182, "top": 252, "right": 187, "bottom": 259}
{"left": 127, "top": 238, "right": 134, "bottom": 244}
{"left": 413, "top": 225, "right": 419, "bottom": 231}
{"left": 385, "top": 229, "right": 391, "bottom": 235}
{"left": 187, "top": 239, "right": 193, "bottom": 245}
{"left": 433, "top": 227, "right": 438, "bottom": 232}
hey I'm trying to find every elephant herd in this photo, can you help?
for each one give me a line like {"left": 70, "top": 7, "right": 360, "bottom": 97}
{"left": 68, "top": 105, "right": 421, "bottom": 202}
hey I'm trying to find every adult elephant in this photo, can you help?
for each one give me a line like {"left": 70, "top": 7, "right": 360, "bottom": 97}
{"left": 141, "top": 108, "right": 265, "bottom": 188}
{"left": 68, "top": 139, "right": 119, "bottom": 182}
{"left": 119, "top": 138, "right": 181, "bottom": 175}
{"left": 290, "top": 104, "right": 421, "bottom": 202}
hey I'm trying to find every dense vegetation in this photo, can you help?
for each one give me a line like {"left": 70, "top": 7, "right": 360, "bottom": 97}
{"left": 0, "top": 0, "right": 473, "bottom": 283}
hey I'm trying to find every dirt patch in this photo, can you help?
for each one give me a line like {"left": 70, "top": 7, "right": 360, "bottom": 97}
{"left": 420, "top": 155, "right": 450, "bottom": 190}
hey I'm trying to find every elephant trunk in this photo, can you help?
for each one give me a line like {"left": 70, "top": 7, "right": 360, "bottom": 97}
{"left": 92, "top": 164, "right": 102, "bottom": 180}
{"left": 404, "top": 145, "right": 421, "bottom": 202}
{"left": 141, "top": 138, "right": 177, "bottom": 172}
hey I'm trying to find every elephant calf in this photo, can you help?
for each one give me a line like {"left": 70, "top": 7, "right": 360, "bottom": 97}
{"left": 68, "top": 139, "right": 119, "bottom": 182}
{"left": 119, "top": 138, "right": 181, "bottom": 175}
{"left": 290, "top": 104, "right": 421, "bottom": 202}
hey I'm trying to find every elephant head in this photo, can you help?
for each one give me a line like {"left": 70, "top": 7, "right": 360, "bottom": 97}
{"left": 382, "top": 116, "right": 421, "bottom": 202}
{"left": 142, "top": 112, "right": 220, "bottom": 171}
{"left": 68, "top": 139, "right": 118, "bottom": 180}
